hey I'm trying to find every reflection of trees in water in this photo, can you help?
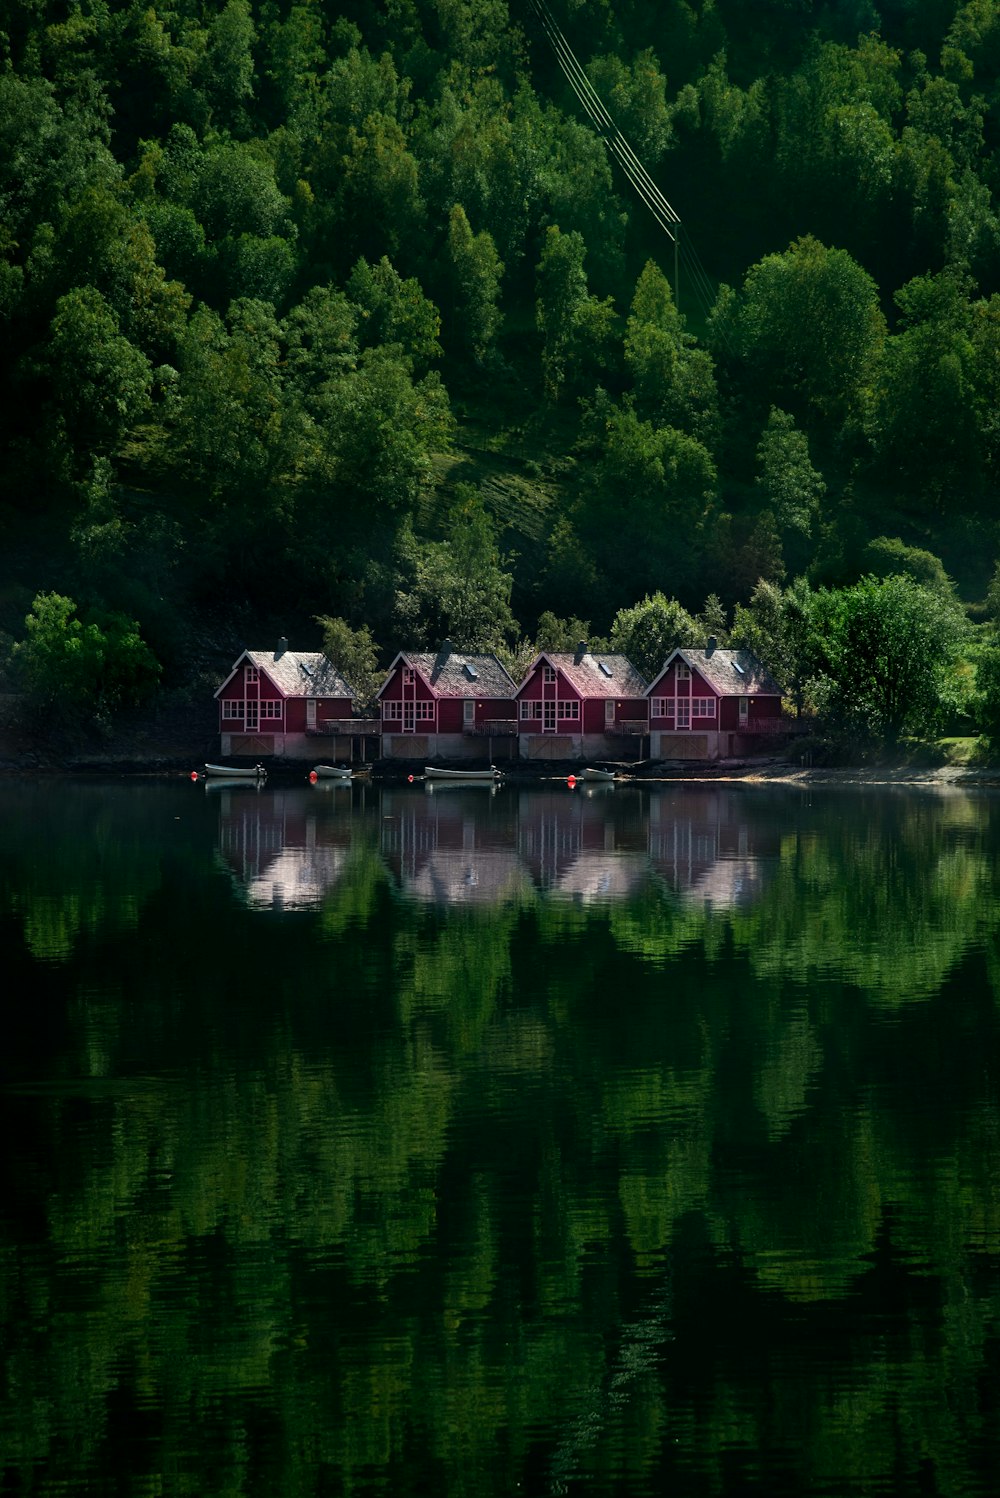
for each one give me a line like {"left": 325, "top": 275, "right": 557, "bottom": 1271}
{"left": 3, "top": 785, "right": 1000, "bottom": 1494}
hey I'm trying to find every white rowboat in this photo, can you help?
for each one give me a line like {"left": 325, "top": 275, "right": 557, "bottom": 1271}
{"left": 313, "top": 765, "right": 353, "bottom": 779}
{"left": 580, "top": 767, "right": 616, "bottom": 782}
{"left": 205, "top": 762, "right": 266, "bottom": 779}
{"left": 424, "top": 766, "right": 500, "bottom": 782}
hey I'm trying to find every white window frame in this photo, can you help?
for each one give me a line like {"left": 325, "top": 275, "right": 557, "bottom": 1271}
{"left": 739, "top": 696, "right": 749, "bottom": 726}
{"left": 676, "top": 699, "right": 690, "bottom": 729}
{"left": 415, "top": 700, "right": 435, "bottom": 721}
{"left": 245, "top": 699, "right": 259, "bottom": 731}
{"left": 559, "top": 699, "right": 580, "bottom": 721}
{"left": 692, "top": 697, "right": 715, "bottom": 719}
{"left": 604, "top": 699, "right": 615, "bottom": 725}
{"left": 245, "top": 665, "right": 259, "bottom": 684}
{"left": 463, "top": 699, "right": 475, "bottom": 724}
{"left": 261, "top": 700, "right": 283, "bottom": 720}
{"left": 222, "top": 699, "right": 243, "bottom": 720}
{"left": 383, "top": 700, "right": 402, "bottom": 721}
{"left": 402, "top": 666, "right": 415, "bottom": 686}
{"left": 543, "top": 665, "right": 556, "bottom": 684}
{"left": 676, "top": 663, "right": 690, "bottom": 682}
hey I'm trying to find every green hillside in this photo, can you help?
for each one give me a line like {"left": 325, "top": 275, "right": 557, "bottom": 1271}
{"left": 3, "top": 0, "right": 1000, "bottom": 705}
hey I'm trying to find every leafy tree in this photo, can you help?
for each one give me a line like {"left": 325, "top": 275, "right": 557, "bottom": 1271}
{"left": 864, "top": 537, "right": 955, "bottom": 595}
{"left": 754, "top": 407, "right": 824, "bottom": 574}
{"left": 45, "top": 285, "right": 152, "bottom": 464}
{"left": 314, "top": 345, "right": 453, "bottom": 512}
{"left": 577, "top": 390, "right": 717, "bottom": 603}
{"left": 812, "top": 574, "right": 969, "bottom": 743}
{"left": 609, "top": 592, "right": 701, "bottom": 680}
{"left": 444, "top": 204, "right": 504, "bottom": 363}
{"left": 194, "top": 0, "right": 256, "bottom": 134}
{"left": 734, "top": 235, "right": 886, "bottom": 429}
{"left": 535, "top": 226, "right": 619, "bottom": 400}
{"left": 392, "top": 491, "right": 516, "bottom": 650}
{"left": 731, "top": 577, "right": 818, "bottom": 716}
{"left": 868, "top": 270, "right": 979, "bottom": 501}
{"left": 625, "top": 259, "right": 719, "bottom": 446}
{"left": 533, "top": 611, "right": 601, "bottom": 653}
{"left": 346, "top": 255, "right": 441, "bottom": 372}
{"left": 585, "top": 50, "right": 673, "bottom": 162}
{"left": 971, "top": 643, "right": 1000, "bottom": 747}
{"left": 314, "top": 615, "right": 383, "bottom": 711}
{"left": 12, "top": 592, "right": 160, "bottom": 724}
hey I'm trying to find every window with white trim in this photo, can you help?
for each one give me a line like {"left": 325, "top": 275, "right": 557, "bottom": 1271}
{"left": 559, "top": 700, "right": 580, "bottom": 720}
{"left": 650, "top": 696, "right": 670, "bottom": 717}
{"left": 260, "top": 700, "right": 282, "bottom": 719}
{"left": 520, "top": 699, "right": 542, "bottom": 719}
{"left": 691, "top": 697, "right": 715, "bottom": 718}
{"left": 463, "top": 699, "right": 475, "bottom": 723}
{"left": 245, "top": 665, "right": 259, "bottom": 683}
{"left": 543, "top": 665, "right": 556, "bottom": 683}
{"left": 222, "top": 698, "right": 243, "bottom": 719}
{"left": 402, "top": 667, "right": 415, "bottom": 685}
{"left": 676, "top": 663, "right": 690, "bottom": 682}
{"left": 676, "top": 700, "right": 691, "bottom": 728}
{"left": 383, "top": 700, "right": 402, "bottom": 720}
{"left": 415, "top": 700, "right": 435, "bottom": 720}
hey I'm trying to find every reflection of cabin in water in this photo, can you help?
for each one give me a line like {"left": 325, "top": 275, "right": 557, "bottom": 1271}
{"left": 215, "top": 786, "right": 358, "bottom": 909}
{"left": 516, "top": 789, "right": 649, "bottom": 900}
{"left": 379, "top": 787, "right": 527, "bottom": 904}
{"left": 647, "top": 789, "right": 779, "bottom": 909}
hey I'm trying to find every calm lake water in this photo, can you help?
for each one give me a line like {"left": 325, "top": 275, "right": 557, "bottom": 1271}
{"left": 2, "top": 775, "right": 1000, "bottom": 1497}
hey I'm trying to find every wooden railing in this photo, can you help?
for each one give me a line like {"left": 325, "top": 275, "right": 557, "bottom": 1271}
{"left": 464, "top": 719, "right": 519, "bottom": 737}
{"left": 606, "top": 719, "right": 647, "bottom": 736}
{"left": 314, "top": 718, "right": 382, "bottom": 735}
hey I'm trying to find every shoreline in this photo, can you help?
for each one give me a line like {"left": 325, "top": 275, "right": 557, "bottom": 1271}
{"left": 3, "top": 754, "right": 999, "bottom": 789}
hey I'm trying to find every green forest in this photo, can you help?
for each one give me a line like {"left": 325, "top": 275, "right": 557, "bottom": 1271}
{"left": 6, "top": 0, "right": 1000, "bottom": 741}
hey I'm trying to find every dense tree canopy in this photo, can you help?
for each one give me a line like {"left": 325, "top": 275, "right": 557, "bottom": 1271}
{"left": 2, "top": 0, "right": 1000, "bottom": 729}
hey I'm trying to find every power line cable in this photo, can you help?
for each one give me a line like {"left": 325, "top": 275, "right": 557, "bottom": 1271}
{"left": 527, "top": 0, "right": 731, "bottom": 340}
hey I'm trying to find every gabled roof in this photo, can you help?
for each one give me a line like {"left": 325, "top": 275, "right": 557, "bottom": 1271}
{"left": 517, "top": 651, "right": 648, "bottom": 698}
{"left": 379, "top": 646, "right": 517, "bottom": 699}
{"left": 646, "top": 646, "right": 781, "bottom": 698}
{"left": 215, "top": 648, "right": 354, "bottom": 700}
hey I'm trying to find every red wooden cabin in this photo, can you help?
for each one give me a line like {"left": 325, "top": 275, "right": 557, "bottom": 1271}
{"left": 378, "top": 641, "right": 518, "bottom": 761}
{"left": 215, "top": 639, "right": 356, "bottom": 761}
{"left": 646, "top": 642, "right": 785, "bottom": 760}
{"left": 514, "top": 645, "right": 648, "bottom": 760}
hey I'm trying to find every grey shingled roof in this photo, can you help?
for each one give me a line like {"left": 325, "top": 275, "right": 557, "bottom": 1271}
{"left": 654, "top": 647, "right": 781, "bottom": 698}
{"left": 400, "top": 648, "right": 517, "bottom": 699}
{"left": 533, "top": 652, "right": 648, "bottom": 698}
{"left": 245, "top": 649, "right": 355, "bottom": 699}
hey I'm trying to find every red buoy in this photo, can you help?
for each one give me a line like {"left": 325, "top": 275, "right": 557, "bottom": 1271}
{"left": 407, "top": 774, "right": 414, "bottom": 783}
{"left": 309, "top": 770, "right": 317, "bottom": 783}
{"left": 190, "top": 770, "right": 199, "bottom": 781}
{"left": 567, "top": 775, "right": 577, "bottom": 789}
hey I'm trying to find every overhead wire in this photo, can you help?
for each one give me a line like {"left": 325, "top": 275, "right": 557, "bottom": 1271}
{"left": 527, "top": 0, "right": 728, "bottom": 337}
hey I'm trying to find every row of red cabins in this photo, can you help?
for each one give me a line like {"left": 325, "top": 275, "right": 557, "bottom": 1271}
{"left": 216, "top": 636, "right": 789, "bottom": 764}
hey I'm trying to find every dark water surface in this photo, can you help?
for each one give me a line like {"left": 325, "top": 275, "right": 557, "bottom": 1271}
{"left": 2, "top": 776, "right": 1000, "bottom": 1496}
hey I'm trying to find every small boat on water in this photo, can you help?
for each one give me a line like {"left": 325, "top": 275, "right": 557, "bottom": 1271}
{"left": 312, "top": 765, "right": 353, "bottom": 780}
{"left": 205, "top": 762, "right": 267, "bottom": 780}
{"left": 580, "top": 767, "right": 616, "bottom": 782}
{"left": 424, "top": 766, "right": 500, "bottom": 782}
